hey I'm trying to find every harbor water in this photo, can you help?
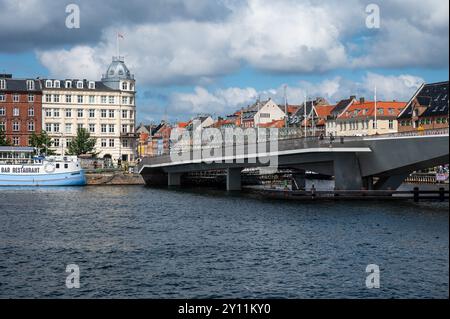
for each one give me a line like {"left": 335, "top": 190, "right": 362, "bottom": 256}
{"left": 0, "top": 186, "right": 448, "bottom": 298}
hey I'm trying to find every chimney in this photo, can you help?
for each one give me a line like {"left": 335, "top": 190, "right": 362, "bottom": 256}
{"left": 350, "top": 95, "right": 356, "bottom": 100}
{"left": 360, "top": 97, "right": 365, "bottom": 104}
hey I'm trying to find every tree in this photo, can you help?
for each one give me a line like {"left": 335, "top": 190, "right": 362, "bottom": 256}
{"left": 29, "top": 131, "right": 55, "bottom": 155}
{"left": 66, "top": 128, "right": 96, "bottom": 156}
{"left": 0, "top": 128, "right": 11, "bottom": 146}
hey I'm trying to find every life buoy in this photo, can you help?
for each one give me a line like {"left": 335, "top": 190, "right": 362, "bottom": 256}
{"left": 44, "top": 163, "right": 56, "bottom": 173}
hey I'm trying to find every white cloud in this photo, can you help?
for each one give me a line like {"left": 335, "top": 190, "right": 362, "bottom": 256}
{"left": 34, "top": 0, "right": 448, "bottom": 86}
{"left": 165, "top": 73, "right": 424, "bottom": 120}
{"left": 37, "top": 46, "right": 107, "bottom": 80}
{"left": 169, "top": 86, "right": 258, "bottom": 117}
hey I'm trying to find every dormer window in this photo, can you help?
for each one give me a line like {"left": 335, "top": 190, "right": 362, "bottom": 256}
{"left": 65, "top": 81, "right": 72, "bottom": 88}
{"left": 77, "top": 81, "right": 83, "bottom": 89}
{"left": 0, "top": 79, "right": 5, "bottom": 90}
{"left": 88, "top": 81, "right": 95, "bottom": 89}
{"left": 118, "top": 70, "right": 124, "bottom": 76}
{"left": 54, "top": 80, "right": 60, "bottom": 88}
{"left": 46, "top": 80, "right": 53, "bottom": 88}
{"left": 109, "top": 70, "right": 114, "bottom": 76}
{"left": 122, "top": 82, "right": 128, "bottom": 90}
{"left": 27, "top": 80, "right": 35, "bottom": 90}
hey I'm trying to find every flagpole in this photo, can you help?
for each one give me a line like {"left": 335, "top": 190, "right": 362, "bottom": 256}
{"left": 304, "top": 91, "right": 307, "bottom": 137}
{"left": 374, "top": 87, "right": 377, "bottom": 134}
{"left": 116, "top": 32, "right": 119, "bottom": 57}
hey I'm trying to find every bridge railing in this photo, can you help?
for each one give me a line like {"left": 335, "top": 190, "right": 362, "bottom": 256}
{"left": 141, "top": 127, "right": 449, "bottom": 161}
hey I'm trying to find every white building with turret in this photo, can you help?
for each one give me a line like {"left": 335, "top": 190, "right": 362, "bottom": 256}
{"left": 41, "top": 56, "right": 137, "bottom": 163}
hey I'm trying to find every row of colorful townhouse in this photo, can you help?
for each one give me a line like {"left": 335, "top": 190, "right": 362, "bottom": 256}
{"left": 136, "top": 81, "right": 448, "bottom": 158}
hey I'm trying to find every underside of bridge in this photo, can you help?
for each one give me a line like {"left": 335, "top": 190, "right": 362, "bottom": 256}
{"left": 140, "top": 135, "right": 449, "bottom": 191}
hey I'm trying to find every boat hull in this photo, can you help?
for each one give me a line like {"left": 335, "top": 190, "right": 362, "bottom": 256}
{"left": 0, "top": 170, "right": 87, "bottom": 186}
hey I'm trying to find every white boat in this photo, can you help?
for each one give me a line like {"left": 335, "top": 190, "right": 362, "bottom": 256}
{"left": 0, "top": 147, "right": 86, "bottom": 186}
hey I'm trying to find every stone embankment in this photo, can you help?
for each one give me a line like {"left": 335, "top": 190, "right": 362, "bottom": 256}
{"left": 86, "top": 171, "right": 145, "bottom": 185}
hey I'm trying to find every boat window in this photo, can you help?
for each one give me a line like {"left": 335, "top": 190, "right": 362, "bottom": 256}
{"left": 64, "top": 164, "right": 69, "bottom": 169}
{"left": 56, "top": 164, "right": 60, "bottom": 169}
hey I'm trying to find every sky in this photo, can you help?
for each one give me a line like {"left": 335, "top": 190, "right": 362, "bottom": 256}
{"left": 0, "top": 0, "right": 448, "bottom": 124}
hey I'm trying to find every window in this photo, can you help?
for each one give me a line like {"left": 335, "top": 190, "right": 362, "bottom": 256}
{"left": 66, "top": 95, "right": 72, "bottom": 103}
{"left": 13, "top": 137, "right": 20, "bottom": 146}
{"left": 109, "top": 110, "right": 115, "bottom": 118}
{"left": 377, "top": 108, "right": 384, "bottom": 115}
{"left": 13, "top": 108, "right": 19, "bottom": 116}
{"left": 130, "top": 110, "right": 134, "bottom": 119}
{"left": 101, "top": 96, "right": 107, "bottom": 104}
{"left": 28, "top": 107, "right": 34, "bottom": 117}
{"left": 77, "top": 124, "right": 84, "bottom": 130}
{"left": 0, "top": 79, "right": 5, "bottom": 89}
{"left": 54, "top": 80, "right": 60, "bottom": 88}
{"left": 65, "top": 81, "right": 72, "bottom": 89}
{"left": 89, "top": 124, "right": 95, "bottom": 133}
{"left": 101, "top": 139, "right": 107, "bottom": 147}
{"left": 109, "top": 124, "right": 115, "bottom": 133}
{"left": 53, "top": 139, "right": 60, "bottom": 147}
{"left": 122, "top": 124, "right": 128, "bottom": 133}
{"left": 77, "top": 81, "right": 83, "bottom": 89}
{"left": 89, "top": 82, "right": 95, "bottom": 90}
{"left": 77, "top": 95, "right": 83, "bottom": 104}
{"left": 45, "top": 94, "right": 52, "bottom": 103}
{"left": 130, "top": 97, "right": 134, "bottom": 105}
{"left": 109, "top": 96, "right": 115, "bottom": 104}
{"left": 89, "top": 96, "right": 95, "bottom": 104}
{"left": 122, "top": 110, "right": 128, "bottom": 118}
{"left": 66, "top": 138, "right": 72, "bottom": 148}
{"left": 13, "top": 122, "right": 20, "bottom": 131}
{"left": 122, "top": 96, "right": 128, "bottom": 105}
{"left": 109, "top": 139, "right": 115, "bottom": 147}
{"left": 122, "top": 139, "right": 128, "bottom": 147}
{"left": 65, "top": 109, "right": 72, "bottom": 117}
{"left": 13, "top": 95, "right": 19, "bottom": 102}
{"left": 28, "top": 94, "right": 35, "bottom": 102}
{"left": 27, "top": 80, "right": 35, "bottom": 90}
{"left": 101, "top": 109, "right": 107, "bottom": 118}
{"left": 0, "top": 94, "right": 5, "bottom": 102}
{"left": 28, "top": 122, "right": 35, "bottom": 132}
{"left": 77, "top": 109, "right": 83, "bottom": 118}
{"left": 89, "top": 109, "right": 95, "bottom": 118}
{"left": 0, "top": 122, "right": 5, "bottom": 130}
{"left": 389, "top": 120, "right": 394, "bottom": 129}
{"left": 45, "top": 80, "right": 52, "bottom": 88}
{"left": 53, "top": 123, "right": 60, "bottom": 133}
{"left": 0, "top": 107, "right": 5, "bottom": 116}
{"left": 101, "top": 124, "right": 107, "bottom": 133}
{"left": 45, "top": 109, "right": 52, "bottom": 117}
{"left": 388, "top": 108, "right": 395, "bottom": 115}
{"left": 122, "top": 82, "right": 128, "bottom": 90}
{"left": 53, "top": 109, "right": 60, "bottom": 117}
{"left": 45, "top": 123, "right": 52, "bottom": 132}
{"left": 53, "top": 95, "right": 60, "bottom": 103}
{"left": 65, "top": 124, "right": 72, "bottom": 134}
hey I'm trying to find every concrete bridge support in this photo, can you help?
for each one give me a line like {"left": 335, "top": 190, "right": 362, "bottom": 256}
{"left": 226, "top": 168, "right": 242, "bottom": 191}
{"left": 333, "top": 154, "right": 364, "bottom": 190}
{"left": 168, "top": 173, "right": 182, "bottom": 187}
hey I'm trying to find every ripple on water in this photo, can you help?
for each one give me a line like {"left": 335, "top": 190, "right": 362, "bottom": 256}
{"left": 0, "top": 186, "right": 448, "bottom": 298}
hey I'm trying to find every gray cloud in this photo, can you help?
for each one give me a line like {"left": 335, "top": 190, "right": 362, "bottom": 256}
{"left": 0, "top": 0, "right": 231, "bottom": 52}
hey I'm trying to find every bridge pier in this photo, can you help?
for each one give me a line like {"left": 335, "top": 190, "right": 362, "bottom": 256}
{"left": 334, "top": 154, "right": 363, "bottom": 190}
{"left": 226, "top": 168, "right": 242, "bottom": 191}
{"left": 168, "top": 173, "right": 182, "bottom": 187}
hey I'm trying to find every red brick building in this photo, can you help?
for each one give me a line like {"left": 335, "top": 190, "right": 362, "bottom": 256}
{"left": 0, "top": 74, "right": 43, "bottom": 146}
